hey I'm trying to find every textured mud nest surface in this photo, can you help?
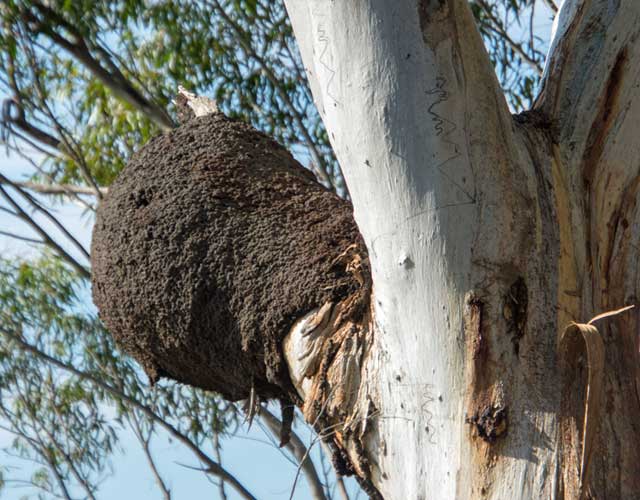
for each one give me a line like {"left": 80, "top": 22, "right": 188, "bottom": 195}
{"left": 91, "top": 113, "right": 367, "bottom": 402}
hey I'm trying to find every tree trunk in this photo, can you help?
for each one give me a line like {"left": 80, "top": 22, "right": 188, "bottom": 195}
{"left": 282, "top": 0, "right": 640, "bottom": 498}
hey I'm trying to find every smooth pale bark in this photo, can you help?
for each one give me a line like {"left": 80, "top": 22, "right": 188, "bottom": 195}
{"left": 281, "top": 0, "right": 640, "bottom": 499}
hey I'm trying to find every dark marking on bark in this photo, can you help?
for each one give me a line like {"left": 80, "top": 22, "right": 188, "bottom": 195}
{"left": 582, "top": 46, "right": 628, "bottom": 188}
{"left": 581, "top": 46, "right": 628, "bottom": 279}
{"left": 329, "top": 442, "right": 354, "bottom": 477}
{"left": 418, "top": 0, "right": 451, "bottom": 47}
{"left": 91, "top": 112, "right": 369, "bottom": 406}
{"left": 603, "top": 176, "right": 640, "bottom": 290}
{"left": 559, "top": 324, "right": 592, "bottom": 499}
{"left": 513, "top": 109, "right": 557, "bottom": 142}
{"left": 466, "top": 404, "right": 508, "bottom": 443}
{"left": 467, "top": 297, "right": 487, "bottom": 364}
{"left": 503, "top": 277, "right": 528, "bottom": 356}
{"left": 464, "top": 294, "right": 491, "bottom": 405}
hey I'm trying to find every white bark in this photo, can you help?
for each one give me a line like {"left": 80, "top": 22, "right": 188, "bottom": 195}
{"left": 282, "top": 0, "right": 640, "bottom": 498}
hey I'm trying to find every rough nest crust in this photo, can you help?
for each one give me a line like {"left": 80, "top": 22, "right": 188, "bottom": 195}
{"left": 91, "top": 113, "right": 369, "bottom": 404}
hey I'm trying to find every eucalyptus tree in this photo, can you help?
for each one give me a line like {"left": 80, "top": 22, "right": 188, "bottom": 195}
{"left": 0, "top": 1, "right": 559, "bottom": 499}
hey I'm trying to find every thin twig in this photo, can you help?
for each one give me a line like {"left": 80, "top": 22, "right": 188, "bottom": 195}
{"left": 213, "top": 432, "right": 228, "bottom": 500}
{"left": 260, "top": 406, "right": 327, "bottom": 500}
{"left": 130, "top": 412, "right": 171, "bottom": 500}
{"left": 0, "top": 173, "right": 90, "bottom": 260}
{"left": 0, "top": 229, "right": 42, "bottom": 245}
{"left": 476, "top": 0, "right": 544, "bottom": 76}
{"left": 541, "top": 0, "right": 558, "bottom": 14}
{"left": 0, "top": 182, "right": 90, "bottom": 278}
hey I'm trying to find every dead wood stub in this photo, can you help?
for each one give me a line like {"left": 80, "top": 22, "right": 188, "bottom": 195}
{"left": 91, "top": 112, "right": 369, "bottom": 404}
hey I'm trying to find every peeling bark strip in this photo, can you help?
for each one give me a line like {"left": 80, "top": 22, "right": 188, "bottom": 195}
{"left": 284, "top": 245, "right": 382, "bottom": 497}
{"left": 559, "top": 307, "right": 634, "bottom": 499}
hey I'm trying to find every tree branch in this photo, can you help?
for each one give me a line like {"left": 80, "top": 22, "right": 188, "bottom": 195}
{"left": 260, "top": 406, "right": 327, "bottom": 500}
{"left": 20, "top": 37, "right": 105, "bottom": 200}
{"left": 1, "top": 99, "right": 61, "bottom": 151}
{"left": 6, "top": 146, "right": 98, "bottom": 212}
{"left": 475, "top": 0, "right": 543, "bottom": 76}
{"left": 129, "top": 413, "right": 171, "bottom": 500}
{"left": 27, "top": 422, "right": 73, "bottom": 500}
{"left": 0, "top": 325, "right": 258, "bottom": 500}
{"left": 0, "top": 180, "right": 90, "bottom": 279}
{"left": 22, "top": 1, "right": 174, "bottom": 131}
{"left": 0, "top": 173, "right": 90, "bottom": 259}
{"left": 0, "top": 229, "right": 42, "bottom": 245}
{"left": 534, "top": 0, "right": 640, "bottom": 345}
{"left": 12, "top": 180, "right": 107, "bottom": 197}
{"left": 17, "top": 391, "right": 98, "bottom": 500}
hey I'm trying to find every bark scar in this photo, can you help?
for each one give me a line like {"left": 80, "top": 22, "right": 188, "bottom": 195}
{"left": 466, "top": 404, "right": 508, "bottom": 443}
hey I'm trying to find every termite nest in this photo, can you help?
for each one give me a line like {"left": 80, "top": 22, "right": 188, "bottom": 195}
{"left": 91, "top": 112, "right": 369, "bottom": 406}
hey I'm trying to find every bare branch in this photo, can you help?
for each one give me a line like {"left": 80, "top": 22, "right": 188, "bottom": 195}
{"left": 0, "top": 173, "right": 90, "bottom": 261}
{"left": 129, "top": 413, "right": 171, "bottom": 500}
{"left": 260, "top": 406, "right": 327, "bottom": 500}
{"left": 0, "top": 181, "right": 90, "bottom": 278}
{"left": 12, "top": 180, "right": 107, "bottom": 197}
{"left": 476, "top": 0, "right": 544, "bottom": 76}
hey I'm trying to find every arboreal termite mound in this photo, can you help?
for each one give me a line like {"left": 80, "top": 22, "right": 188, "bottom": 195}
{"left": 91, "top": 112, "right": 381, "bottom": 496}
